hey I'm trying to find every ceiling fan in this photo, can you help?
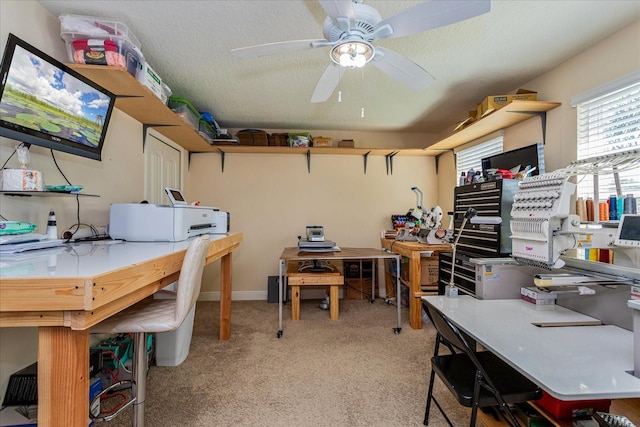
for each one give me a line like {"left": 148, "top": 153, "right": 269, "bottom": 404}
{"left": 230, "top": 0, "right": 491, "bottom": 103}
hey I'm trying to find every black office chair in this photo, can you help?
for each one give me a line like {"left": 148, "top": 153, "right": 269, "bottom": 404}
{"left": 422, "top": 302, "right": 542, "bottom": 427}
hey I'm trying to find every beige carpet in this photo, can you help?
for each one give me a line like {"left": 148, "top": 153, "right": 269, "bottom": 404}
{"left": 103, "top": 299, "right": 471, "bottom": 426}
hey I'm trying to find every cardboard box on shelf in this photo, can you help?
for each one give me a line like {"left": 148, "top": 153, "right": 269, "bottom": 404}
{"left": 312, "top": 137, "right": 332, "bottom": 147}
{"left": 137, "top": 62, "right": 163, "bottom": 100}
{"left": 453, "top": 110, "right": 478, "bottom": 132}
{"left": 269, "top": 133, "right": 289, "bottom": 146}
{"left": 237, "top": 130, "right": 269, "bottom": 146}
{"left": 479, "top": 89, "right": 537, "bottom": 117}
{"left": 338, "top": 139, "right": 355, "bottom": 148}
{"left": 400, "top": 256, "right": 439, "bottom": 288}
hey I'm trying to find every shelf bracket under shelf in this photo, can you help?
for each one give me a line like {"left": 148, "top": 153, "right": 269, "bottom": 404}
{"left": 435, "top": 149, "right": 453, "bottom": 175}
{"left": 306, "top": 149, "right": 311, "bottom": 174}
{"left": 216, "top": 149, "right": 226, "bottom": 173}
{"left": 509, "top": 111, "right": 548, "bottom": 144}
{"left": 386, "top": 151, "right": 399, "bottom": 175}
{"left": 142, "top": 124, "right": 178, "bottom": 151}
{"left": 363, "top": 151, "right": 371, "bottom": 174}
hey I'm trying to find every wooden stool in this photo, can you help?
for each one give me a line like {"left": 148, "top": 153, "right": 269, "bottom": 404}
{"left": 287, "top": 263, "right": 344, "bottom": 320}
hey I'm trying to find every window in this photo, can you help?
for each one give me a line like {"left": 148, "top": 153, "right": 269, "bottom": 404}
{"left": 572, "top": 72, "right": 640, "bottom": 199}
{"left": 456, "top": 136, "right": 503, "bottom": 179}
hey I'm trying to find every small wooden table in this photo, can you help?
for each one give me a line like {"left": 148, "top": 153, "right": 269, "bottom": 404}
{"left": 287, "top": 263, "right": 343, "bottom": 320}
{"left": 277, "top": 247, "right": 401, "bottom": 338}
{"left": 380, "top": 238, "right": 452, "bottom": 330}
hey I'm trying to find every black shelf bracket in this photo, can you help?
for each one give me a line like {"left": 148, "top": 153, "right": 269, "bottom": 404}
{"left": 187, "top": 151, "right": 200, "bottom": 170}
{"left": 510, "top": 111, "right": 549, "bottom": 144}
{"left": 363, "top": 151, "right": 371, "bottom": 174}
{"left": 142, "top": 124, "right": 178, "bottom": 151}
{"left": 386, "top": 151, "right": 399, "bottom": 175}
{"left": 188, "top": 150, "right": 224, "bottom": 171}
{"left": 306, "top": 149, "right": 311, "bottom": 173}
{"left": 435, "top": 149, "right": 453, "bottom": 175}
{"left": 217, "top": 149, "right": 226, "bottom": 172}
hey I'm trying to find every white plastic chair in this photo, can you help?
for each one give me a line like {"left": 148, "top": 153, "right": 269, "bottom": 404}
{"left": 90, "top": 234, "right": 211, "bottom": 426}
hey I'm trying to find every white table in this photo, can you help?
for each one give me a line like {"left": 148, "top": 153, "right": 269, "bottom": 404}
{"left": 0, "top": 232, "right": 242, "bottom": 427}
{"left": 422, "top": 295, "right": 640, "bottom": 400}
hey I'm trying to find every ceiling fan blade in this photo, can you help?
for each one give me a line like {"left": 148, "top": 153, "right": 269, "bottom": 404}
{"left": 318, "top": 0, "right": 355, "bottom": 31}
{"left": 372, "top": 47, "right": 434, "bottom": 91}
{"left": 230, "top": 39, "right": 327, "bottom": 59}
{"left": 373, "top": 0, "right": 491, "bottom": 40}
{"left": 311, "top": 63, "right": 343, "bottom": 103}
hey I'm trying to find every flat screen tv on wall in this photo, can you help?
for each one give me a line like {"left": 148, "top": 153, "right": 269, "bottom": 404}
{"left": 0, "top": 33, "right": 116, "bottom": 161}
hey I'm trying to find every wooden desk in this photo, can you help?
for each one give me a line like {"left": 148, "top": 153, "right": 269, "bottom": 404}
{"left": 380, "top": 239, "right": 451, "bottom": 329}
{"left": 0, "top": 232, "right": 242, "bottom": 427}
{"left": 278, "top": 247, "right": 401, "bottom": 338}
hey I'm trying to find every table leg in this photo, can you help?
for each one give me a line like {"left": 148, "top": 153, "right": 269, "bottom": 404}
{"left": 291, "top": 285, "right": 301, "bottom": 320}
{"left": 220, "top": 252, "right": 232, "bottom": 340}
{"left": 370, "top": 260, "right": 376, "bottom": 303}
{"left": 277, "top": 260, "right": 284, "bottom": 338}
{"left": 395, "top": 256, "right": 402, "bottom": 334}
{"left": 329, "top": 286, "right": 339, "bottom": 320}
{"left": 38, "top": 326, "right": 89, "bottom": 427}
{"left": 409, "top": 254, "right": 422, "bottom": 329}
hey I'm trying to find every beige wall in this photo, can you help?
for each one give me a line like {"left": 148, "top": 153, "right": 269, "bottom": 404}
{"left": 187, "top": 152, "right": 437, "bottom": 296}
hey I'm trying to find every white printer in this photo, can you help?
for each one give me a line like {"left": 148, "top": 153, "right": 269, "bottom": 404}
{"left": 109, "top": 188, "right": 229, "bottom": 242}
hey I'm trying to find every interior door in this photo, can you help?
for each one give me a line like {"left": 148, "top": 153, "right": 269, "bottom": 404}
{"left": 144, "top": 131, "right": 182, "bottom": 204}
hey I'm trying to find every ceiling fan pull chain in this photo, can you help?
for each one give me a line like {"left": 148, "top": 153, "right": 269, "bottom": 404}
{"left": 338, "top": 65, "right": 343, "bottom": 103}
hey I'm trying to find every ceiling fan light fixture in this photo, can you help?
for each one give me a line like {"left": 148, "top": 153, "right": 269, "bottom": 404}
{"left": 331, "top": 40, "right": 374, "bottom": 68}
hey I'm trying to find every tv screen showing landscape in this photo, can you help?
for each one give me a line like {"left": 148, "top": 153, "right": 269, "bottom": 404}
{"left": 0, "top": 33, "right": 115, "bottom": 160}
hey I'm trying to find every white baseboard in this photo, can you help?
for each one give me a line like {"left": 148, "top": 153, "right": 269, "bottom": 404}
{"left": 198, "top": 289, "right": 342, "bottom": 301}
{"left": 199, "top": 291, "right": 266, "bottom": 301}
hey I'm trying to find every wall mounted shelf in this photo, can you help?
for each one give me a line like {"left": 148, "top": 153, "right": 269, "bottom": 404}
{"left": 0, "top": 191, "right": 99, "bottom": 197}
{"left": 428, "top": 100, "right": 561, "bottom": 151}
{"left": 69, "top": 65, "right": 440, "bottom": 159}
{"left": 68, "top": 66, "right": 560, "bottom": 172}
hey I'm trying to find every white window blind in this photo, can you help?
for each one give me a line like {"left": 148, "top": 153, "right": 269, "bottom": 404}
{"left": 456, "top": 136, "right": 503, "bottom": 178}
{"left": 574, "top": 74, "right": 640, "bottom": 199}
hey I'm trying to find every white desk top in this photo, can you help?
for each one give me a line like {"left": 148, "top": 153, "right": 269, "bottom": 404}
{"left": 0, "top": 234, "right": 234, "bottom": 279}
{"left": 423, "top": 295, "right": 640, "bottom": 400}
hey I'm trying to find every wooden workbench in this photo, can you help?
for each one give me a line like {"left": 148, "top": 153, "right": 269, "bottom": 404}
{"left": 380, "top": 238, "right": 451, "bottom": 329}
{"left": 0, "top": 232, "right": 242, "bottom": 427}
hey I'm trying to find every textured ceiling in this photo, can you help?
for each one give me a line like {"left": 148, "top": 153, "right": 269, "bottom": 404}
{"left": 38, "top": 0, "right": 640, "bottom": 135}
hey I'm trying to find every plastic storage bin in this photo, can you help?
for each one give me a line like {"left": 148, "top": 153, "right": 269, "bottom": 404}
{"left": 288, "top": 132, "right": 312, "bottom": 147}
{"left": 537, "top": 391, "right": 611, "bottom": 419}
{"left": 198, "top": 120, "right": 217, "bottom": 143}
{"left": 59, "top": 14, "right": 143, "bottom": 77}
{"left": 168, "top": 97, "right": 200, "bottom": 130}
